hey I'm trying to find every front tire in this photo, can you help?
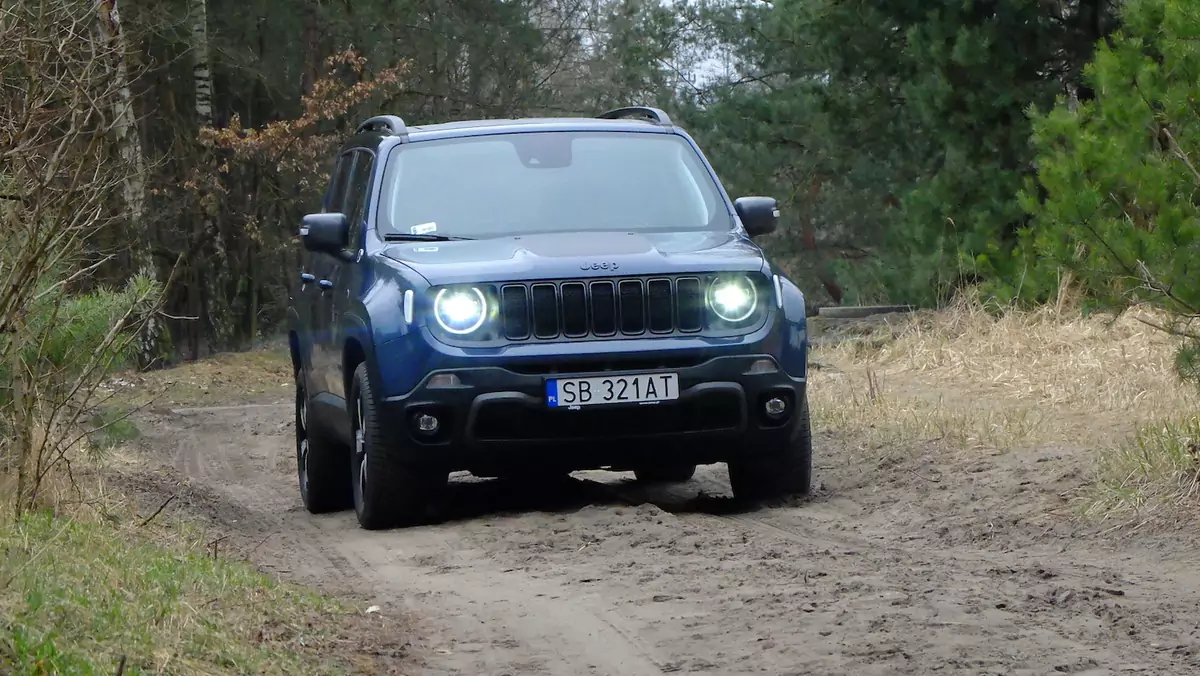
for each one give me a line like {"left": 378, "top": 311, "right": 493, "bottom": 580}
{"left": 349, "top": 363, "right": 448, "bottom": 530}
{"left": 728, "top": 393, "right": 813, "bottom": 501}
{"left": 296, "top": 370, "right": 351, "bottom": 514}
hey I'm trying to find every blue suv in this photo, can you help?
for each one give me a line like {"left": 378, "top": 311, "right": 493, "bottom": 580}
{"left": 288, "top": 107, "right": 811, "bottom": 529}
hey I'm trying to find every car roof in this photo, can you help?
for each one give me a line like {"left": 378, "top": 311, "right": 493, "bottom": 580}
{"left": 408, "top": 117, "right": 673, "bottom": 140}
{"left": 345, "top": 115, "right": 679, "bottom": 151}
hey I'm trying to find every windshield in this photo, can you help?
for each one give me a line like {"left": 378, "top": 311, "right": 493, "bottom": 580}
{"left": 378, "top": 131, "right": 729, "bottom": 238}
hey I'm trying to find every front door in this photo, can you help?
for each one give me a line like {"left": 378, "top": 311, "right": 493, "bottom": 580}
{"left": 318, "top": 148, "right": 375, "bottom": 407}
{"left": 309, "top": 150, "right": 355, "bottom": 397}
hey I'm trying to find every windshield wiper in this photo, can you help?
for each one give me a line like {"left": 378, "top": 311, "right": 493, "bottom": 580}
{"left": 382, "top": 233, "right": 474, "bottom": 242}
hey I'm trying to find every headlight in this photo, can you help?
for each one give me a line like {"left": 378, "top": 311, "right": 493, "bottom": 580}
{"left": 434, "top": 287, "right": 487, "bottom": 334}
{"left": 707, "top": 276, "right": 757, "bottom": 323}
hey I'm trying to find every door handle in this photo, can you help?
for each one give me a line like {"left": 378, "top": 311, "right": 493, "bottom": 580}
{"left": 300, "top": 273, "right": 315, "bottom": 283}
{"left": 318, "top": 279, "right": 334, "bottom": 291}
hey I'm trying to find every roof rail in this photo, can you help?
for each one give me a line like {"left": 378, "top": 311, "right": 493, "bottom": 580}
{"left": 356, "top": 115, "right": 409, "bottom": 138}
{"left": 596, "top": 106, "right": 673, "bottom": 126}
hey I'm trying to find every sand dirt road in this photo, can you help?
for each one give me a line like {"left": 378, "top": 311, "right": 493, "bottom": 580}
{"left": 123, "top": 397, "right": 1200, "bottom": 676}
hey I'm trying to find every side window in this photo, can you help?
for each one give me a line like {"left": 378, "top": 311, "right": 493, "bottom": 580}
{"left": 323, "top": 152, "right": 354, "bottom": 214}
{"left": 342, "top": 150, "right": 375, "bottom": 250}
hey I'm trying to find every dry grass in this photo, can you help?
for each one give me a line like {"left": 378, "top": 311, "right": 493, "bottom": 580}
{"left": 808, "top": 298, "right": 1200, "bottom": 520}
{"left": 1088, "top": 419, "right": 1200, "bottom": 524}
{"left": 103, "top": 347, "right": 294, "bottom": 410}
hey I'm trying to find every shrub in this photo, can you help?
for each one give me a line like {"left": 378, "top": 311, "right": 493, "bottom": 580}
{"left": 1023, "top": 0, "right": 1200, "bottom": 387}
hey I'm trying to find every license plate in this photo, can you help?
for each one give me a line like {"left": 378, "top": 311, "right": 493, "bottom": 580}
{"left": 546, "top": 373, "right": 679, "bottom": 408}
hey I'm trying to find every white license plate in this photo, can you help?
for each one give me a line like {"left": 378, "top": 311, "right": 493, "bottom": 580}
{"left": 546, "top": 373, "right": 679, "bottom": 408}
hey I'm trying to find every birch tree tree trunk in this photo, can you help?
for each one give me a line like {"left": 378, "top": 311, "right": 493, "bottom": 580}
{"left": 95, "top": 1, "right": 145, "bottom": 224}
{"left": 191, "top": 0, "right": 222, "bottom": 354}
{"left": 191, "top": 0, "right": 213, "bottom": 127}
{"left": 96, "top": 0, "right": 165, "bottom": 368}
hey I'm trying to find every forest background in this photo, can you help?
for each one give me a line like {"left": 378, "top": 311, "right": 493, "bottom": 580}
{"left": 3, "top": 0, "right": 1198, "bottom": 458}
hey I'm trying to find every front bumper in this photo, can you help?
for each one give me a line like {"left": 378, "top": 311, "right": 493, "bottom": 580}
{"left": 379, "top": 354, "right": 805, "bottom": 473}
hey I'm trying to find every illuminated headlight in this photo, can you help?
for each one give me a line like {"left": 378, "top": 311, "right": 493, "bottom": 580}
{"left": 707, "top": 276, "right": 758, "bottom": 323}
{"left": 434, "top": 287, "right": 487, "bottom": 334}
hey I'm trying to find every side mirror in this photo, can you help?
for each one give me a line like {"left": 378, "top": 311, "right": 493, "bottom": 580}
{"left": 300, "top": 213, "right": 349, "bottom": 254}
{"left": 734, "top": 196, "right": 780, "bottom": 237}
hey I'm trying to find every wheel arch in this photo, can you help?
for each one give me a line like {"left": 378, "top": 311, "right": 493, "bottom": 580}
{"left": 340, "top": 307, "right": 381, "bottom": 404}
{"left": 343, "top": 337, "right": 367, "bottom": 399}
{"left": 775, "top": 275, "right": 809, "bottom": 380}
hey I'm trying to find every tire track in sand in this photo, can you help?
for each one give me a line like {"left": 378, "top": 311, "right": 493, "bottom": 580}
{"left": 132, "top": 402, "right": 1200, "bottom": 675}
{"left": 139, "top": 403, "right": 666, "bottom": 676}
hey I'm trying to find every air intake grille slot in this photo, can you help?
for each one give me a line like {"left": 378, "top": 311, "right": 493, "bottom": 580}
{"left": 591, "top": 281, "right": 617, "bottom": 336}
{"left": 560, "top": 282, "right": 588, "bottom": 337}
{"left": 531, "top": 284, "right": 558, "bottom": 338}
{"left": 500, "top": 285, "right": 530, "bottom": 339}
{"left": 676, "top": 277, "right": 703, "bottom": 332}
{"left": 647, "top": 279, "right": 673, "bottom": 333}
{"left": 618, "top": 280, "right": 645, "bottom": 334}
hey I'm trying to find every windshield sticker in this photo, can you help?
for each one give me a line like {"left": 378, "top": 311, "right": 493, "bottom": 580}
{"left": 410, "top": 222, "right": 437, "bottom": 235}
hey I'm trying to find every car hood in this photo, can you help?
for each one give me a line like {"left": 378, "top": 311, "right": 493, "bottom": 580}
{"left": 379, "top": 230, "right": 766, "bottom": 285}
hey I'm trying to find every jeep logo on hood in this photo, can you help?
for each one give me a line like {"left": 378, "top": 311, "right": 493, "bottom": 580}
{"left": 581, "top": 261, "right": 620, "bottom": 271}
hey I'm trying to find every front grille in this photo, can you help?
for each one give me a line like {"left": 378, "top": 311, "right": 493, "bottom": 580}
{"left": 500, "top": 276, "right": 707, "bottom": 341}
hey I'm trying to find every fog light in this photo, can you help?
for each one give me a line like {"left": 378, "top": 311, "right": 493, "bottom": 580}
{"left": 764, "top": 397, "right": 787, "bottom": 418}
{"left": 415, "top": 413, "right": 439, "bottom": 433}
{"left": 747, "top": 358, "right": 778, "bottom": 375}
{"left": 428, "top": 373, "right": 461, "bottom": 388}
